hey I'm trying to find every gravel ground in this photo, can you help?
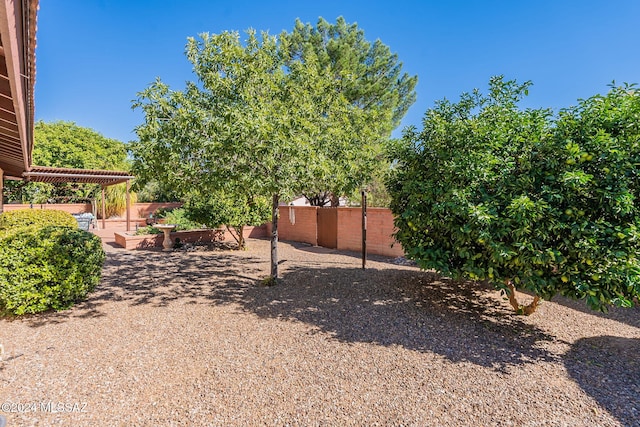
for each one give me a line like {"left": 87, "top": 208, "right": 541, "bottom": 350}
{"left": 1, "top": 238, "right": 639, "bottom": 426}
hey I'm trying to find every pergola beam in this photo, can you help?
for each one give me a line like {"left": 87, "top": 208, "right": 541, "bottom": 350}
{"left": 22, "top": 166, "right": 135, "bottom": 231}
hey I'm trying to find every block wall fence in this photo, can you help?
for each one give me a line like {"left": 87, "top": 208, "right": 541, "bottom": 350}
{"left": 269, "top": 206, "right": 405, "bottom": 258}
{"left": 3, "top": 202, "right": 405, "bottom": 257}
{"left": 3, "top": 202, "right": 183, "bottom": 218}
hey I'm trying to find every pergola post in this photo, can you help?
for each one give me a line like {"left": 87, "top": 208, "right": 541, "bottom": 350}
{"left": 101, "top": 185, "right": 106, "bottom": 230}
{"left": 126, "top": 180, "right": 131, "bottom": 232}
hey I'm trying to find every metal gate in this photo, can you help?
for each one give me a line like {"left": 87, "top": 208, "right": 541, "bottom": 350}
{"left": 317, "top": 207, "right": 338, "bottom": 249}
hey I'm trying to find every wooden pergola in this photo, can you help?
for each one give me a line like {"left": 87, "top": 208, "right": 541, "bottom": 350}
{"left": 0, "top": 0, "right": 136, "bottom": 231}
{"left": 23, "top": 166, "right": 135, "bottom": 231}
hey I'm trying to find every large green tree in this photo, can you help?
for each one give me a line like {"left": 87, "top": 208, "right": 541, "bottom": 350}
{"left": 4, "top": 121, "right": 129, "bottom": 203}
{"left": 132, "top": 27, "right": 383, "bottom": 280}
{"left": 387, "top": 77, "right": 640, "bottom": 314}
{"left": 287, "top": 17, "right": 417, "bottom": 205}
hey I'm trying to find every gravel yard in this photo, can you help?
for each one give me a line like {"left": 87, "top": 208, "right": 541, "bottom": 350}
{"left": 1, "top": 238, "right": 639, "bottom": 426}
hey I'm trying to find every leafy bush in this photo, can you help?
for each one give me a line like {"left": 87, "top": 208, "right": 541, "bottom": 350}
{"left": 0, "top": 209, "right": 105, "bottom": 315}
{"left": 387, "top": 77, "right": 640, "bottom": 314}
{"left": 162, "top": 208, "right": 203, "bottom": 231}
{"left": 0, "top": 209, "right": 77, "bottom": 229}
{"left": 0, "top": 225, "right": 105, "bottom": 315}
{"left": 134, "top": 208, "right": 202, "bottom": 235}
{"left": 134, "top": 225, "right": 162, "bottom": 235}
{"left": 184, "top": 192, "right": 270, "bottom": 249}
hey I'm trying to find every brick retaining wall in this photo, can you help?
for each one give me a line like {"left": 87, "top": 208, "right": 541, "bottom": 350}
{"left": 114, "top": 225, "right": 268, "bottom": 250}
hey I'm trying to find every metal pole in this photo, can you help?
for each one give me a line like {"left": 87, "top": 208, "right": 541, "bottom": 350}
{"left": 362, "top": 190, "right": 367, "bottom": 269}
{"left": 271, "top": 194, "right": 279, "bottom": 280}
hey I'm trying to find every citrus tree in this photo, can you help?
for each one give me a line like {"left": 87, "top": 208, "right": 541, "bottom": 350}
{"left": 387, "top": 77, "right": 640, "bottom": 314}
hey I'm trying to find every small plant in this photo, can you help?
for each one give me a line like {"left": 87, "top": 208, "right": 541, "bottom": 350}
{"left": 260, "top": 276, "right": 277, "bottom": 287}
{"left": 135, "top": 225, "right": 162, "bottom": 235}
{"left": 162, "top": 208, "right": 202, "bottom": 231}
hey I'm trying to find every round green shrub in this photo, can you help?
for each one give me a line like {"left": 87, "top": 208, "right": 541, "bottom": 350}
{"left": 0, "top": 209, "right": 78, "bottom": 229}
{"left": 387, "top": 78, "right": 640, "bottom": 313}
{"left": 0, "top": 225, "right": 105, "bottom": 315}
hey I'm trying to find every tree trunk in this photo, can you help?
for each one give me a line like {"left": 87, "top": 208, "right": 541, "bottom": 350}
{"left": 330, "top": 192, "right": 340, "bottom": 207}
{"left": 505, "top": 280, "right": 540, "bottom": 315}
{"left": 225, "top": 225, "right": 242, "bottom": 248}
{"left": 238, "top": 225, "right": 245, "bottom": 249}
{"left": 305, "top": 192, "right": 330, "bottom": 207}
{"left": 270, "top": 194, "right": 279, "bottom": 282}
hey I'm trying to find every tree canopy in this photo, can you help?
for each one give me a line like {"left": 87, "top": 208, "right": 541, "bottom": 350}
{"left": 132, "top": 21, "right": 398, "bottom": 279}
{"left": 287, "top": 17, "right": 417, "bottom": 205}
{"left": 387, "top": 77, "right": 640, "bottom": 314}
{"left": 4, "top": 121, "right": 129, "bottom": 203}
{"left": 33, "top": 120, "right": 128, "bottom": 171}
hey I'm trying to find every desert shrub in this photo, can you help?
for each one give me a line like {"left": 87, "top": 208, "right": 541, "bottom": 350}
{"left": 0, "top": 225, "right": 105, "bottom": 315}
{"left": 184, "top": 193, "right": 270, "bottom": 249}
{"left": 0, "top": 209, "right": 77, "bottom": 229}
{"left": 134, "top": 208, "right": 202, "bottom": 235}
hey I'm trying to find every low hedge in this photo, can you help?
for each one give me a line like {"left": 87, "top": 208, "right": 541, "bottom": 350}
{"left": 0, "top": 211, "right": 105, "bottom": 315}
{"left": 0, "top": 209, "right": 78, "bottom": 229}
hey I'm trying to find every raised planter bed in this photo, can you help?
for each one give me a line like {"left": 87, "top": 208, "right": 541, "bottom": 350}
{"left": 113, "top": 225, "right": 267, "bottom": 250}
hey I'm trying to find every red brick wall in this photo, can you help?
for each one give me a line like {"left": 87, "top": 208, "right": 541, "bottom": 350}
{"left": 3, "top": 203, "right": 92, "bottom": 214}
{"left": 342, "top": 208, "right": 404, "bottom": 257}
{"left": 115, "top": 225, "right": 268, "bottom": 250}
{"left": 3, "top": 202, "right": 183, "bottom": 219}
{"left": 275, "top": 206, "right": 318, "bottom": 245}
{"left": 134, "top": 202, "right": 183, "bottom": 219}
{"left": 220, "top": 225, "right": 268, "bottom": 240}
{"left": 263, "top": 206, "right": 405, "bottom": 258}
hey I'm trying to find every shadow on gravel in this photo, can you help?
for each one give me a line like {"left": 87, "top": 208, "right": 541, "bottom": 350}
{"left": 22, "top": 250, "right": 264, "bottom": 327}
{"left": 239, "top": 265, "right": 559, "bottom": 372}
{"left": 18, "top": 248, "right": 571, "bottom": 374}
{"left": 550, "top": 296, "right": 640, "bottom": 329}
{"left": 564, "top": 336, "right": 640, "bottom": 427}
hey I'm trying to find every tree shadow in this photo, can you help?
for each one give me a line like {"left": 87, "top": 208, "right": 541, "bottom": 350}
{"left": 549, "top": 295, "right": 640, "bottom": 329}
{"left": 238, "top": 265, "right": 560, "bottom": 372}
{"left": 15, "top": 246, "right": 581, "bottom": 375}
{"left": 21, "top": 249, "right": 265, "bottom": 327}
{"left": 287, "top": 240, "right": 407, "bottom": 266}
{"left": 564, "top": 336, "right": 640, "bottom": 427}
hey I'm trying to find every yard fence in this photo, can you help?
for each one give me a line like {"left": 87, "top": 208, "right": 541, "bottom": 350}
{"left": 3, "top": 202, "right": 406, "bottom": 257}
{"left": 269, "top": 206, "right": 405, "bottom": 258}
{"left": 2, "top": 202, "right": 183, "bottom": 219}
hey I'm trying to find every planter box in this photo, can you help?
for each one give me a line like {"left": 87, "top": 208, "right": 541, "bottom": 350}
{"left": 113, "top": 225, "right": 268, "bottom": 250}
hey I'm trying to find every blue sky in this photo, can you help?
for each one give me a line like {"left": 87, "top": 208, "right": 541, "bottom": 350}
{"left": 35, "top": 0, "right": 640, "bottom": 143}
